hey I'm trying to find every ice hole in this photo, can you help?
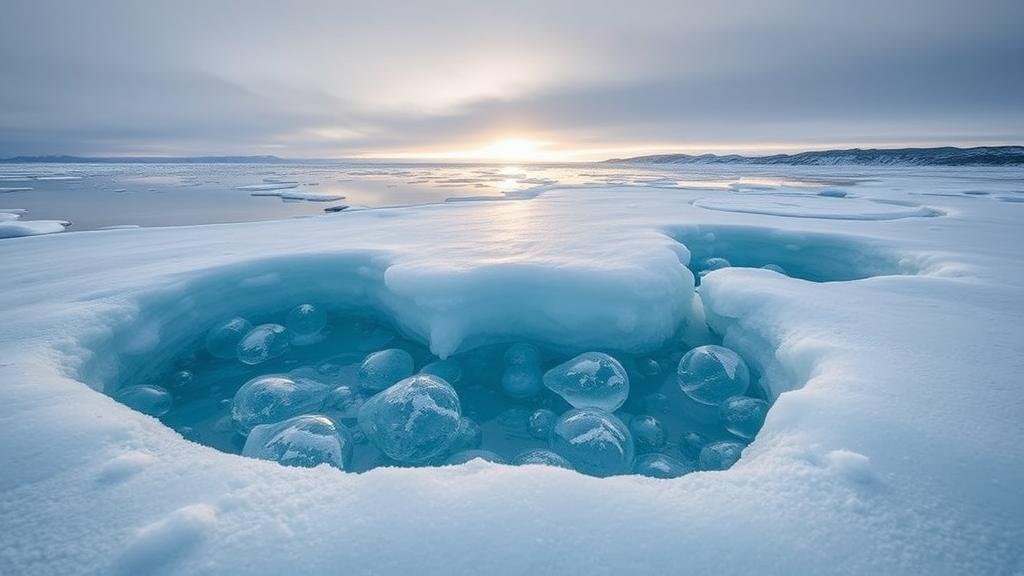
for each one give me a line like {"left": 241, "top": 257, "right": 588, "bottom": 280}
{"left": 80, "top": 256, "right": 785, "bottom": 479}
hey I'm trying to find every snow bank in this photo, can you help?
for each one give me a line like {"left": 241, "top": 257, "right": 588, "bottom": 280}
{"left": 0, "top": 167, "right": 1021, "bottom": 574}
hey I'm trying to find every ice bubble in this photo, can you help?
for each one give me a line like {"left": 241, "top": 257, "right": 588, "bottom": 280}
{"left": 720, "top": 396, "right": 769, "bottom": 440}
{"left": 115, "top": 385, "right": 172, "bottom": 417}
{"left": 420, "top": 359, "right": 463, "bottom": 386}
{"left": 286, "top": 304, "right": 327, "bottom": 336}
{"left": 358, "top": 374, "right": 462, "bottom": 463}
{"left": 236, "top": 323, "right": 291, "bottom": 365}
{"left": 678, "top": 430, "right": 709, "bottom": 460}
{"left": 205, "top": 317, "right": 252, "bottom": 359}
{"left": 629, "top": 415, "right": 667, "bottom": 453}
{"left": 231, "top": 375, "right": 329, "bottom": 434}
{"left": 528, "top": 408, "right": 557, "bottom": 439}
{"left": 543, "top": 352, "right": 629, "bottom": 411}
{"left": 242, "top": 414, "right": 353, "bottom": 470}
{"left": 504, "top": 343, "right": 541, "bottom": 367}
{"left": 700, "top": 257, "right": 731, "bottom": 274}
{"left": 677, "top": 345, "right": 750, "bottom": 405}
{"left": 358, "top": 349, "right": 415, "bottom": 393}
{"left": 169, "top": 370, "right": 194, "bottom": 390}
{"left": 446, "top": 449, "right": 506, "bottom": 465}
{"left": 513, "top": 449, "right": 572, "bottom": 468}
{"left": 501, "top": 364, "right": 543, "bottom": 399}
{"left": 549, "top": 408, "right": 635, "bottom": 477}
{"left": 761, "top": 264, "right": 787, "bottom": 274}
{"left": 321, "top": 385, "right": 364, "bottom": 422}
{"left": 699, "top": 441, "right": 745, "bottom": 471}
{"left": 448, "top": 416, "right": 482, "bottom": 452}
{"left": 634, "top": 453, "right": 697, "bottom": 479}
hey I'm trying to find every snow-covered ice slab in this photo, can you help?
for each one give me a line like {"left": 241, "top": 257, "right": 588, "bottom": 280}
{"left": 692, "top": 194, "right": 941, "bottom": 220}
{"left": 0, "top": 167, "right": 1022, "bottom": 574}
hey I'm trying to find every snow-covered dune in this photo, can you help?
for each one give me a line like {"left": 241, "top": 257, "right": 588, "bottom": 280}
{"left": 0, "top": 167, "right": 1021, "bottom": 574}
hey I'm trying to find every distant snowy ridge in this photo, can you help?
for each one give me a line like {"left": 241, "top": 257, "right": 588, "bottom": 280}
{"left": 607, "top": 146, "right": 1024, "bottom": 166}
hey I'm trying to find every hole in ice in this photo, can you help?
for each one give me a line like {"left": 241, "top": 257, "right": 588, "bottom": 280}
{"left": 88, "top": 290, "right": 777, "bottom": 479}
{"left": 670, "top": 224, "right": 919, "bottom": 282}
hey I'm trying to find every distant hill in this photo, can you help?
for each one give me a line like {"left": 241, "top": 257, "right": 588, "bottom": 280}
{"left": 0, "top": 155, "right": 290, "bottom": 164}
{"left": 606, "top": 146, "right": 1024, "bottom": 166}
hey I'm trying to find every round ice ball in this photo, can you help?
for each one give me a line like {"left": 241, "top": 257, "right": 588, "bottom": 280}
{"left": 237, "top": 323, "right": 291, "bottom": 365}
{"left": 699, "top": 440, "right": 745, "bottom": 471}
{"left": 501, "top": 364, "right": 543, "bottom": 399}
{"left": 543, "top": 352, "right": 629, "bottom": 412}
{"left": 700, "top": 257, "right": 731, "bottom": 274}
{"left": 678, "top": 430, "right": 709, "bottom": 460}
{"left": 358, "top": 348, "right": 415, "bottom": 393}
{"left": 550, "top": 408, "right": 635, "bottom": 477}
{"left": 720, "top": 396, "right": 769, "bottom": 440}
{"left": 448, "top": 416, "right": 482, "bottom": 452}
{"left": 761, "top": 264, "right": 787, "bottom": 275}
{"left": 528, "top": 408, "right": 557, "bottom": 439}
{"left": 629, "top": 415, "right": 667, "bottom": 453}
{"left": 169, "top": 370, "right": 194, "bottom": 390}
{"left": 677, "top": 345, "right": 750, "bottom": 405}
{"left": 286, "top": 303, "right": 327, "bottom": 336}
{"left": 205, "top": 317, "right": 252, "bottom": 359}
{"left": 358, "top": 374, "right": 462, "bottom": 464}
{"left": 513, "top": 449, "right": 572, "bottom": 469}
{"left": 231, "top": 374, "right": 329, "bottom": 434}
{"left": 504, "top": 343, "right": 541, "bottom": 367}
{"left": 446, "top": 449, "right": 506, "bottom": 465}
{"left": 115, "top": 384, "right": 172, "bottom": 417}
{"left": 420, "top": 359, "right": 463, "bottom": 386}
{"left": 634, "top": 453, "right": 697, "bottom": 479}
{"left": 242, "top": 414, "right": 353, "bottom": 470}
{"left": 321, "top": 385, "right": 364, "bottom": 422}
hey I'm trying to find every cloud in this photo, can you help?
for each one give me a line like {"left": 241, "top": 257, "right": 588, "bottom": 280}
{"left": 1, "top": 0, "right": 1021, "bottom": 157}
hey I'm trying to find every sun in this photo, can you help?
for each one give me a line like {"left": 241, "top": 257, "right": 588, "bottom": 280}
{"left": 476, "top": 138, "right": 543, "bottom": 161}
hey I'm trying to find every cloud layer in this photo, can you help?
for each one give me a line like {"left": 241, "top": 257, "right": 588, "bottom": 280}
{"left": 2, "top": 0, "right": 1022, "bottom": 158}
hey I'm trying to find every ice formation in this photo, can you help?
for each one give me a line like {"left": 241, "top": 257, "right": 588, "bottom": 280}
{"left": 0, "top": 165, "right": 1020, "bottom": 574}
{"left": 543, "top": 352, "right": 630, "bottom": 411}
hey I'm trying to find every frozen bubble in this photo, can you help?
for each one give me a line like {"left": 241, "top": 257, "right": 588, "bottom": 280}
{"left": 169, "top": 370, "right": 194, "bottom": 390}
{"left": 543, "top": 352, "right": 629, "bottom": 411}
{"left": 321, "top": 385, "right": 364, "bottom": 422}
{"left": 504, "top": 343, "right": 541, "bottom": 367}
{"left": 358, "top": 374, "right": 462, "bottom": 463}
{"left": 501, "top": 364, "right": 543, "bottom": 399}
{"left": 205, "top": 317, "right": 252, "bottom": 359}
{"left": 677, "top": 345, "right": 750, "bottom": 405}
{"left": 242, "top": 414, "right": 353, "bottom": 470}
{"left": 448, "top": 416, "right": 482, "bottom": 452}
{"left": 420, "top": 359, "right": 463, "bottom": 386}
{"left": 236, "top": 323, "right": 291, "bottom": 365}
{"left": 513, "top": 449, "right": 572, "bottom": 468}
{"left": 549, "top": 408, "right": 635, "bottom": 477}
{"left": 231, "top": 375, "right": 329, "bottom": 434}
{"left": 528, "top": 408, "right": 557, "bottom": 439}
{"left": 720, "top": 396, "right": 769, "bottom": 440}
{"left": 629, "top": 415, "right": 667, "bottom": 453}
{"left": 286, "top": 304, "right": 327, "bottom": 336}
{"left": 761, "top": 264, "right": 787, "bottom": 274}
{"left": 678, "top": 430, "right": 709, "bottom": 460}
{"left": 699, "top": 441, "right": 745, "bottom": 471}
{"left": 634, "top": 453, "right": 697, "bottom": 479}
{"left": 446, "top": 449, "right": 506, "bottom": 465}
{"left": 700, "top": 257, "right": 731, "bottom": 274}
{"left": 358, "top": 349, "right": 415, "bottom": 393}
{"left": 115, "top": 385, "right": 172, "bottom": 417}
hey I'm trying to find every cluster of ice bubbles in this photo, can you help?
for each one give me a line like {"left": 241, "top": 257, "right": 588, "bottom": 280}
{"left": 112, "top": 304, "right": 771, "bottom": 479}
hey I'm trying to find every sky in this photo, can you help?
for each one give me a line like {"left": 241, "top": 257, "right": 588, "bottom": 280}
{"left": 1, "top": 0, "right": 1022, "bottom": 161}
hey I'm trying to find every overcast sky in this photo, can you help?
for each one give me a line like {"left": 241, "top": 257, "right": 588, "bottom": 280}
{"left": 1, "top": 0, "right": 1022, "bottom": 160}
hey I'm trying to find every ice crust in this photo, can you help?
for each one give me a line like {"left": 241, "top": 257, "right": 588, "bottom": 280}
{"left": 0, "top": 166, "right": 1021, "bottom": 574}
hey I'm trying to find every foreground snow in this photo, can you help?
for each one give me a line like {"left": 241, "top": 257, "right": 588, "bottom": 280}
{"left": 0, "top": 167, "right": 1021, "bottom": 574}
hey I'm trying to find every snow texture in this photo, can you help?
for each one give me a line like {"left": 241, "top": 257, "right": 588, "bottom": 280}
{"left": 0, "top": 166, "right": 1022, "bottom": 574}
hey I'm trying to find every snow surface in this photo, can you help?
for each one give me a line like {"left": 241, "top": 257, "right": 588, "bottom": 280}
{"left": 0, "top": 166, "right": 1022, "bottom": 574}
